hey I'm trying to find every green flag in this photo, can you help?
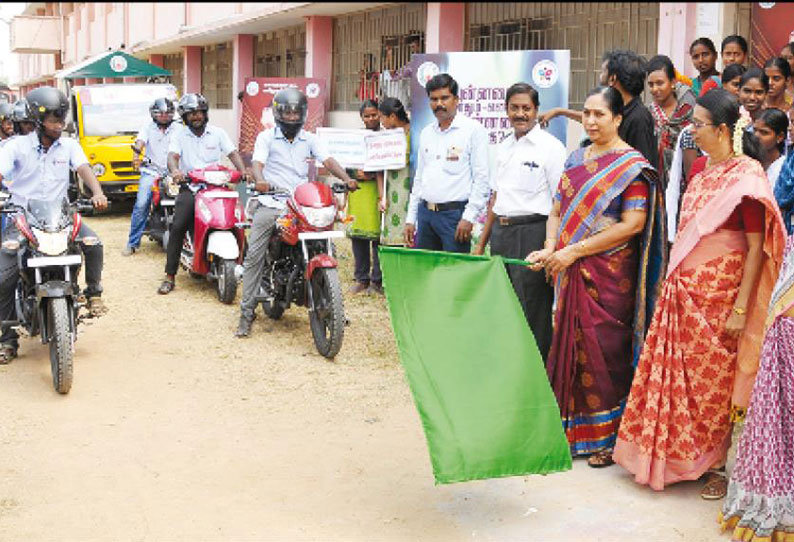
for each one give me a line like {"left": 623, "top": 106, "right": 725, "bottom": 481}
{"left": 379, "top": 247, "right": 572, "bottom": 484}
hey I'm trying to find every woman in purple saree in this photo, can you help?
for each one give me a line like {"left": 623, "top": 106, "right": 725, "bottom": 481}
{"left": 528, "top": 87, "right": 667, "bottom": 467}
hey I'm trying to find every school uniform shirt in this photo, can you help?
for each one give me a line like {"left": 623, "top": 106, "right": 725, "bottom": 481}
{"left": 137, "top": 120, "right": 182, "bottom": 173}
{"left": 0, "top": 132, "right": 88, "bottom": 207}
{"left": 252, "top": 126, "right": 330, "bottom": 193}
{"left": 406, "top": 113, "right": 490, "bottom": 225}
{"left": 168, "top": 124, "right": 236, "bottom": 173}
{"left": 491, "top": 125, "right": 567, "bottom": 217}
{"left": 768, "top": 154, "right": 786, "bottom": 190}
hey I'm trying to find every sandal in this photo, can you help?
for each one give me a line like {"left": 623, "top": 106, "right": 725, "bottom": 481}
{"left": 701, "top": 470, "right": 728, "bottom": 500}
{"left": 587, "top": 449, "right": 615, "bottom": 468}
{"left": 86, "top": 297, "right": 108, "bottom": 318}
{"left": 157, "top": 279, "right": 175, "bottom": 295}
{"left": 0, "top": 343, "right": 18, "bottom": 365}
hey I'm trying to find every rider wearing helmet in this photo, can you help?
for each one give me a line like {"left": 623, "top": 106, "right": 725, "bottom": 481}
{"left": 122, "top": 97, "right": 181, "bottom": 256}
{"left": 0, "top": 103, "right": 15, "bottom": 144}
{"left": 0, "top": 86, "right": 109, "bottom": 363}
{"left": 10, "top": 99, "right": 35, "bottom": 136}
{"left": 234, "top": 87, "right": 358, "bottom": 337}
{"left": 158, "top": 92, "right": 248, "bottom": 295}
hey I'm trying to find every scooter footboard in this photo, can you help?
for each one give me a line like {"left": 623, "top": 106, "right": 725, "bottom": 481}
{"left": 206, "top": 230, "right": 240, "bottom": 260}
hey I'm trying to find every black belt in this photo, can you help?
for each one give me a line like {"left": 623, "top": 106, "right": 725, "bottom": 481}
{"left": 424, "top": 200, "right": 467, "bottom": 212}
{"left": 496, "top": 214, "right": 547, "bottom": 226}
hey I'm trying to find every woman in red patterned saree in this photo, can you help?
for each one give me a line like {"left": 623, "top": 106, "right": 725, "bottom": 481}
{"left": 613, "top": 89, "right": 786, "bottom": 499}
{"left": 527, "top": 87, "right": 667, "bottom": 468}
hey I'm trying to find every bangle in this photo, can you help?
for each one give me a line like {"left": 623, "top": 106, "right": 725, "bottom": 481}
{"left": 733, "top": 306, "right": 747, "bottom": 316}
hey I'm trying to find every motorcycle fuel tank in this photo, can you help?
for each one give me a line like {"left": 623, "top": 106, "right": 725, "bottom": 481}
{"left": 293, "top": 181, "right": 334, "bottom": 208}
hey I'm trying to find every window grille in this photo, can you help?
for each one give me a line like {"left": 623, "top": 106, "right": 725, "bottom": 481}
{"left": 332, "top": 3, "right": 426, "bottom": 111}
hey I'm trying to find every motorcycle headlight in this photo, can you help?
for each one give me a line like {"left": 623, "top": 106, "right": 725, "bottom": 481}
{"left": 92, "top": 163, "right": 106, "bottom": 177}
{"left": 164, "top": 177, "right": 179, "bottom": 197}
{"left": 301, "top": 206, "right": 336, "bottom": 228}
{"left": 32, "top": 228, "right": 69, "bottom": 256}
{"left": 204, "top": 170, "right": 230, "bottom": 185}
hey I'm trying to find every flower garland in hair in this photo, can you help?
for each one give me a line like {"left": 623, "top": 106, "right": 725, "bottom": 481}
{"left": 674, "top": 69, "right": 692, "bottom": 88}
{"left": 733, "top": 113, "right": 751, "bottom": 157}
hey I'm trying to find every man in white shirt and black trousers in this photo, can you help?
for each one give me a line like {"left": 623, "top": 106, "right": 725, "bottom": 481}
{"left": 474, "top": 83, "right": 566, "bottom": 361}
{"left": 404, "top": 74, "right": 490, "bottom": 253}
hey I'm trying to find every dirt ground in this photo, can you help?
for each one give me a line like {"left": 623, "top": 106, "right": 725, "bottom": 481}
{"left": 0, "top": 204, "right": 730, "bottom": 541}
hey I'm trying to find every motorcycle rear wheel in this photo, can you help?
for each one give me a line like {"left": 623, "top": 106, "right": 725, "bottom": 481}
{"left": 48, "top": 297, "right": 74, "bottom": 394}
{"left": 216, "top": 259, "right": 238, "bottom": 304}
{"left": 309, "top": 267, "right": 345, "bottom": 359}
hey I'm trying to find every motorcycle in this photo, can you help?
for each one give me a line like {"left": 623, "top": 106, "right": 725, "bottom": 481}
{"left": 0, "top": 194, "right": 100, "bottom": 394}
{"left": 179, "top": 164, "right": 247, "bottom": 304}
{"left": 246, "top": 180, "right": 349, "bottom": 359}
{"left": 142, "top": 158, "right": 178, "bottom": 250}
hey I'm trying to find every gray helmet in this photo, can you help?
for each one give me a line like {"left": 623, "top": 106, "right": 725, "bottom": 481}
{"left": 177, "top": 93, "right": 209, "bottom": 125}
{"left": 11, "top": 99, "right": 33, "bottom": 123}
{"left": 150, "top": 97, "right": 175, "bottom": 126}
{"left": 272, "top": 88, "right": 307, "bottom": 138}
{"left": 0, "top": 103, "right": 13, "bottom": 123}
{"left": 25, "top": 86, "right": 69, "bottom": 127}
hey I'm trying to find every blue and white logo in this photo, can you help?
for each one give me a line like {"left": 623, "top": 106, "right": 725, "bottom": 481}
{"left": 417, "top": 61, "right": 440, "bottom": 87}
{"left": 245, "top": 81, "right": 259, "bottom": 96}
{"left": 532, "top": 59, "right": 559, "bottom": 89}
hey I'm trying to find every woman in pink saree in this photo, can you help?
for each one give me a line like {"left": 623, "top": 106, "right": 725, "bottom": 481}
{"left": 614, "top": 89, "right": 786, "bottom": 499}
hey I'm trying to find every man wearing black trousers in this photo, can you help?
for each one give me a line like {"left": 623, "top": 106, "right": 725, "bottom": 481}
{"left": 475, "top": 83, "right": 566, "bottom": 361}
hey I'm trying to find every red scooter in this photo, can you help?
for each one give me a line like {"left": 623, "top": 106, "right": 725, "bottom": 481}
{"left": 179, "top": 164, "right": 247, "bottom": 304}
{"left": 248, "top": 180, "right": 348, "bottom": 358}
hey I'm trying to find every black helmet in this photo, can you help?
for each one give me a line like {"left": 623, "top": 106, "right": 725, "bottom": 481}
{"left": 26, "top": 86, "right": 69, "bottom": 126}
{"left": 150, "top": 97, "right": 175, "bottom": 126}
{"left": 177, "top": 93, "right": 209, "bottom": 126}
{"left": 272, "top": 88, "right": 307, "bottom": 139}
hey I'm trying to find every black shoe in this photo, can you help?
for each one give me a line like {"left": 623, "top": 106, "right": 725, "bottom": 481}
{"left": 235, "top": 315, "right": 255, "bottom": 338}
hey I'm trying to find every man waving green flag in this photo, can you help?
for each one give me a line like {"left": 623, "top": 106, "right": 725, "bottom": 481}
{"left": 379, "top": 247, "right": 572, "bottom": 484}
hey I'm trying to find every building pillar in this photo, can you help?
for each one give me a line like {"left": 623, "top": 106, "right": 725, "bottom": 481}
{"left": 658, "top": 3, "right": 698, "bottom": 78}
{"left": 183, "top": 46, "right": 202, "bottom": 94}
{"left": 425, "top": 3, "right": 465, "bottom": 53}
{"left": 305, "top": 16, "right": 333, "bottom": 111}
{"left": 149, "top": 54, "right": 165, "bottom": 68}
{"left": 232, "top": 34, "right": 255, "bottom": 132}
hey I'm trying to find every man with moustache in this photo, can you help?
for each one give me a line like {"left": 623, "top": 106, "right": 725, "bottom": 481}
{"left": 474, "top": 83, "right": 566, "bottom": 361}
{"left": 404, "top": 73, "right": 489, "bottom": 253}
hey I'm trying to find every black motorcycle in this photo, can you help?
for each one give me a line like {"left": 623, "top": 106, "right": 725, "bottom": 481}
{"left": 0, "top": 195, "right": 98, "bottom": 394}
{"left": 142, "top": 158, "right": 178, "bottom": 250}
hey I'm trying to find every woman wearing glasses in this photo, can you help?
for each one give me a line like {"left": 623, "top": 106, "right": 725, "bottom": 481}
{"left": 614, "top": 89, "right": 786, "bottom": 500}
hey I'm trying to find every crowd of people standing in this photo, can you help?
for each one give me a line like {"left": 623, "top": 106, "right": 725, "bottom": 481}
{"left": 345, "top": 34, "right": 794, "bottom": 541}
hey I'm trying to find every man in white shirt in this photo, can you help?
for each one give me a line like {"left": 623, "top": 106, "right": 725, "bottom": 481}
{"left": 404, "top": 73, "right": 490, "bottom": 253}
{"left": 123, "top": 97, "right": 181, "bottom": 255}
{"left": 474, "top": 83, "right": 566, "bottom": 361}
{"left": 0, "top": 86, "right": 108, "bottom": 362}
{"left": 235, "top": 88, "right": 357, "bottom": 337}
{"left": 157, "top": 93, "right": 247, "bottom": 295}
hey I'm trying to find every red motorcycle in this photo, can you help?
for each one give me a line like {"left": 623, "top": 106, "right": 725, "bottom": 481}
{"left": 248, "top": 180, "right": 348, "bottom": 358}
{"left": 180, "top": 164, "right": 247, "bottom": 304}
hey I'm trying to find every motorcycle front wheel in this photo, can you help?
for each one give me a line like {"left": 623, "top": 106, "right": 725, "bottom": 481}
{"left": 309, "top": 267, "right": 345, "bottom": 359}
{"left": 48, "top": 297, "right": 74, "bottom": 394}
{"left": 215, "top": 259, "right": 238, "bottom": 304}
